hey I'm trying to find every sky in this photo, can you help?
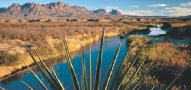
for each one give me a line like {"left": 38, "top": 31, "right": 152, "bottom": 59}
{"left": 0, "top": 0, "right": 191, "bottom": 16}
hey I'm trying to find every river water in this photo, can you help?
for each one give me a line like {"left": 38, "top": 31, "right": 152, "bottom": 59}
{"left": 0, "top": 27, "right": 168, "bottom": 90}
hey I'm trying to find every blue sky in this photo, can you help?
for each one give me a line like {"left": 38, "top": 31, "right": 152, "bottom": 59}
{"left": 0, "top": 0, "right": 191, "bottom": 16}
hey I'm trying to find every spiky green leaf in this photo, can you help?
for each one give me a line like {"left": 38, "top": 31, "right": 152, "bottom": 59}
{"left": 94, "top": 28, "right": 105, "bottom": 90}
{"left": 103, "top": 43, "right": 121, "bottom": 90}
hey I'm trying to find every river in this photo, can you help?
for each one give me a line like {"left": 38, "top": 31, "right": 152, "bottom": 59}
{"left": 0, "top": 27, "right": 168, "bottom": 90}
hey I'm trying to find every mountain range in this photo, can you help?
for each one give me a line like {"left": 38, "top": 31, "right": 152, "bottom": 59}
{"left": 0, "top": 1, "right": 124, "bottom": 18}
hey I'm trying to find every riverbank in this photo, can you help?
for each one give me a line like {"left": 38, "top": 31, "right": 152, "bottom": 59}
{"left": 0, "top": 26, "right": 122, "bottom": 81}
{"left": 124, "top": 30, "right": 191, "bottom": 89}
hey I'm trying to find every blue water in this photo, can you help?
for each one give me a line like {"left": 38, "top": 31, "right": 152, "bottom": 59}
{"left": 0, "top": 27, "right": 167, "bottom": 90}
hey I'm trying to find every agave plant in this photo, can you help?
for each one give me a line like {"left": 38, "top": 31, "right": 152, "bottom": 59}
{"left": 20, "top": 28, "right": 185, "bottom": 90}
{"left": 0, "top": 86, "right": 5, "bottom": 90}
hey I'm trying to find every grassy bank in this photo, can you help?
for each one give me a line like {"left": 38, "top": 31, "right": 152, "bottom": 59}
{"left": 123, "top": 33, "right": 191, "bottom": 89}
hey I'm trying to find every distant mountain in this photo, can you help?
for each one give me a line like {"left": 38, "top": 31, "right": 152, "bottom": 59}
{"left": 109, "top": 9, "right": 123, "bottom": 16}
{"left": 179, "top": 15, "right": 191, "bottom": 18}
{"left": 0, "top": 1, "right": 124, "bottom": 18}
{"left": 93, "top": 9, "right": 109, "bottom": 16}
{"left": 0, "top": 7, "right": 6, "bottom": 13}
{"left": 0, "top": 2, "right": 94, "bottom": 17}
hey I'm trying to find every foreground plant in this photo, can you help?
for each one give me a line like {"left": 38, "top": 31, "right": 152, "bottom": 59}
{"left": 21, "top": 28, "right": 185, "bottom": 90}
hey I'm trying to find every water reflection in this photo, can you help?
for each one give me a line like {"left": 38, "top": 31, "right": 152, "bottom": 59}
{"left": 0, "top": 55, "right": 67, "bottom": 85}
{"left": 149, "top": 27, "right": 168, "bottom": 35}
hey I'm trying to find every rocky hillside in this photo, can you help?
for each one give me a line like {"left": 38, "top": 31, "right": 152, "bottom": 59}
{"left": 0, "top": 1, "right": 124, "bottom": 18}
{"left": 110, "top": 9, "right": 123, "bottom": 16}
{"left": 93, "top": 9, "right": 109, "bottom": 16}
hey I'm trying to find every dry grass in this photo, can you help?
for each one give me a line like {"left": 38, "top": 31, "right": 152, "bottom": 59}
{"left": 0, "top": 50, "right": 21, "bottom": 66}
{"left": 0, "top": 22, "right": 125, "bottom": 42}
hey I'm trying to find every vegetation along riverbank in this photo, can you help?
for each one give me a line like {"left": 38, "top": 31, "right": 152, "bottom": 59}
{"left": 0, "top": 22, "right": 130, "bottom": 80}
{"left": 123, "top": 25, "right": 191, "bottom": 89}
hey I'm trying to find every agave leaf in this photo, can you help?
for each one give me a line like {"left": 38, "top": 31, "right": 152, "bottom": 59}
{"left": 136, "top": 84, "right": 143, "bottom": 90}
{"left": 20, "top": 80, "right": 33, "bottom": 90}
{"left": 33, "top": 49, "right": 63, "bottom": 89}
{"left": 80, "top": 42, "right": 88, "bottom": 90}
{"left": 151, "top": 85, "right": 157, "bottom": 90}
{"left": 103, "top": 43, "right": 121, "bottom": 90}
{"left": 162, "top": 66, "right": 187, "bottom": 90}
{"left": 89, "top": 40, "right": 92, "bottom": 90}
{"left": 131, "top": 61, "right": 157, "bottom": 90}
{"left": 62, "top": 37, "right": 80, "bottom": 90}
{"left": 50, "top": 65, "right": 65, "bottom": 90}
{"left": 0, "top": 86, "right": 5, "bottom": 90}
{"left": 25, "top": 47, "right": 57, "bottom": 90}
{"left": 110, "top": 35, "right": 136, "bottom": 89}
{"left": 124, "top": 58, "right": 147, "bottom": 89}
{"left": 116, "top": 42, "right": 146, "bottom": 89}
{"left": 94, "top": 28, "right": 105, "bottom": 90}
{"left": 22, "top": 60, "right": 48, "bottom": 90}
{"left": 28, "top": 84, "right": 36, "bottom": 90}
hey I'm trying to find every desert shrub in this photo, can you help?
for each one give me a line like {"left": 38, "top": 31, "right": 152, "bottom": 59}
{"left": 184, "top": 26, "right": 191, "bottom": 37}
{"left": 128, "top": 36, "right": 190, "bottom": 66}
{"left": 0, "top": 50, "right": 21, "bottom": 66}
{"left": 149, "top": 63, "right": 191, "bottom": 89}
{"left": 167, "top": 27, "right": 180, "bottom": 35}
{"left": 127, "top": 36, "right": 148, "bottom": 48}
{"left": 36, "top": 46, "right": 57, "bottom": 58}
{"left": 167, "top": 27, "right": 184, "bottom": 39}
{"left": 124, "top": 36, "right": 191, "bottom": 89}
{"left": 167, "top": 25, "right": 191, "bottom": 38}
{"left": 119, "top": 26, "right": 133, "bottom": 34}
{"left": 54, "top": 43, "right": 63, "bottom": 54}
{"left": 161, "top": 22, "right": 172, "bottom": 29}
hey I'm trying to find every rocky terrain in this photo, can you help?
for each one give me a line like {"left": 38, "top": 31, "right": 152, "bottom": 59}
{"left": 0, "top": 1, "right": 123, "bottom": 18}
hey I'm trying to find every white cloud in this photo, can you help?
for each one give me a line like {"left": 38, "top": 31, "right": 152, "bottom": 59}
{"left": 180, "top": 2, "right": 191, "bottom": 6}
{"left": 105, "top": 2, "right": 191, "bottom": 16}
{"left": 105, "top": 6, "right": 119, "bottom": 12}
{"left": 164, "top": 7, "right": 191, "bottom": 16}
{"left": 164, "top": 7, "right": 171, "bottom": 10}
{"left": 129, "top": 6, "right": 139, "bottom": 8}
{"left": 121, "top": 10, "right": 155, "bottom": 16}
{"left": 121, "top": 11, "right": 141, "bottom": 16}
{"left": 160, "top": 10, "right": 165, "bottom": 12}
{"left": 148, "top": 4, "right": 167, "bottom": 7}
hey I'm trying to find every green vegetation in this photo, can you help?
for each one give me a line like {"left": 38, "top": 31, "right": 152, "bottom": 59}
{"left": 119, "top": 26, "right": 133, "bottom": 34}
{"left": 119, "top": 26, "right": 150, "bottom": 39}
{"left": 161, "top": 22, "right": 172, "bottom": 30}
{"left": 167, "top": 26, "right": 191, "bottom": 39}
{"left": 126, "top": 35, "right": 191, "bottom": 89}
